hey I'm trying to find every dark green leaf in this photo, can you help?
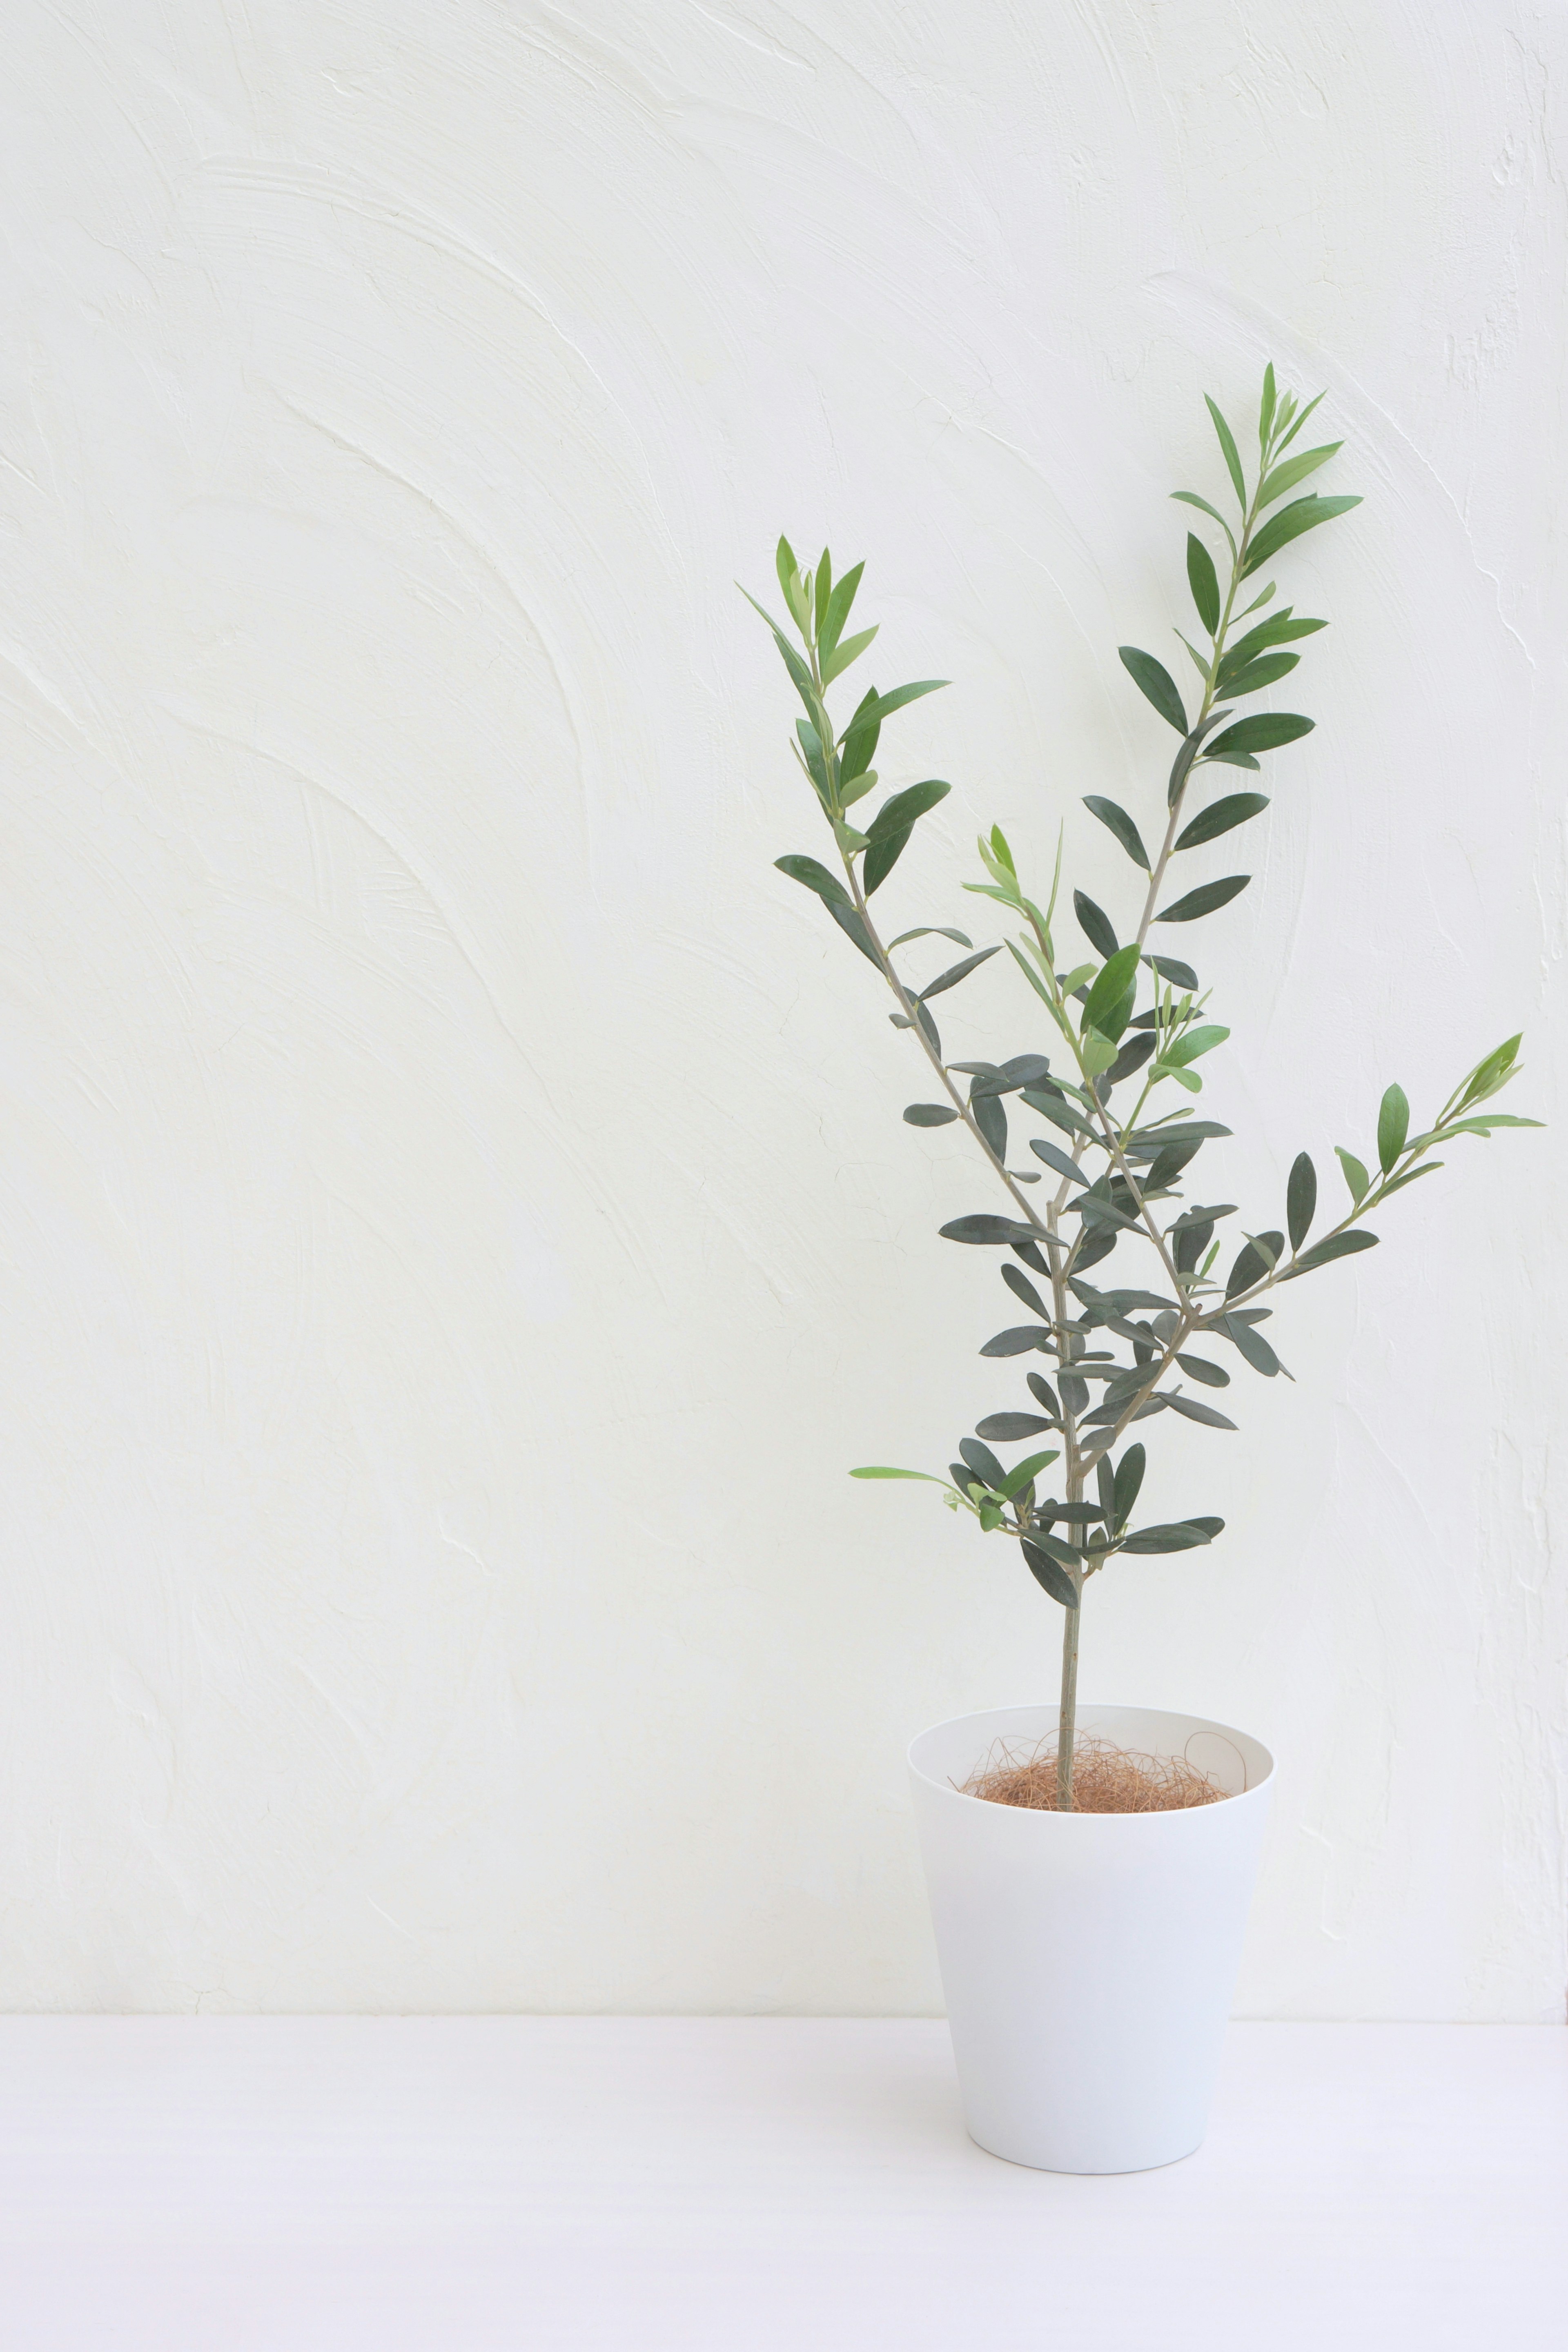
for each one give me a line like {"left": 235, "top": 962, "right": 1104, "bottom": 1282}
{"left": 1027, "top": 1372, "right": 1062, "bottom": 1417}
{"left": 1205, "top": 749, "right": 1262, "bottom": 773}
{"left": 1175, "top": 1353, "right": 1229, "bottom": 1388}
{"left": 1118, "top": 1519, "right": 1223, "bottom": 1552}
{"left": 1257, "top": 442, "right": 1342, "bottom": 508}
{"left": 1241, "top": 494, "right": 1361, "bottom": 578}
{"left": 1001, "top": 1264, "right": 1050, "bottom": 1319}
{"left": 887, "top": 926, "right": 972, "bottom": 951}
{"left": 1205, "top": 395, "right": 1247, "bottom": 507}
{"left": 1118, "top": 646, "right": 1188, "bottom": 735}
{"left": 1215, "top": 1314, "right": 1283, "bottom": 1377}
{"left": 841, "top": 679, "right": 947, "bottom": 735}
{"left": 828, "top": 901, "right": 881, "bottom": 967}
{"left": 973, "top": 1091, "right": 1007, "bottom": 1160}
{"left": 1285, "top": 1229, "right": 1379, "bottom": 1277}
{"left": 862, "top": 826, "right": 910, "bottom": 895}
{"left": 1146, "top": 953, "right": 1199, "bottom": 991}
{"left": 1203, "top": 712, "right": 1314, "bottom": 760}
{"left": 1031, "top": 1136, "right": 1088, "bottom": 1186}
{"left": 866, "top": 779, "right": 951, "bottom": 844}
{"left": 1105, "top": 1031, "right": 1157, "bottom": 1087}
{"left": 1173, "top": 794, "right": 1270, "bottom": 853}
{"left": 1074, "top": 891, "right": 1120, "bottom": 960}
{"left": 1020, "top": 1541, "right": 1079, "bottom": 1607}
{"left": 904, "top": 1103, "right": 959, "bottom": 1126}
{"left": 775, "top": 853, "right": 850, "bottom": 911}
{"left": 965, "top": 1053, "right": 1054, "bottom": 1096}
{"left": 980, "top": 1327, "right": 1051, "bottom": 1357}
{"left": 1377, "top": 1083, "right": 1410, "bottom": 1173}
{"left": 920, "top": 944, "right": 1001, "bottom": 1001}
{"left": 739, "top": 585, "right": 818, "bottom": 716}
{"left": 960, "top": 1437, "right": 1006, "bottom": 1489}
{"left": 1083, "top": 796, "right": 1151, "bottom": 870}
{"left": 1156, "top": 875, "right": 1251, "bottom": 924}
{"left": 941, "top": 1215, "right": 1040, "bottom": 1246}
{"left": 1171, "top": 490, "right": 1238, "bottom": 554}
{"left": 1165, "top": 1394, "right": 1238, "bottom": 1431}
{"left": 977, "top": 1413, "right": 1054, "bottom": 1442}
{"left": 1220, "top": 613, "right": 1327, "bottom": 677}
{"left": 1215, "top": 652, "right": 1301, "bottom": 698}
{"left": 1186, "top": 533, "right": 1221, "bottom": 635}
{"left": 816, "top": 559, "right": 863, "bottom": 663}
{"left": 1113, "top": 1443, "right": 1146, "bottom": 1525}
{"left": 1286, "top": 1151, "right": 1316, "bottom": 1250}
{"left": 1127, "top": 1119, "right": 1233, "bottom": 1146}
{"left": 1226, "top": 1229, "right": 1283, "bottom": 1297}
{"left": 1022, "top": 1087, "right": 1096, "bottom": 1139}
{"left": 839, "top": 685, "right": 882, "bottom": 782}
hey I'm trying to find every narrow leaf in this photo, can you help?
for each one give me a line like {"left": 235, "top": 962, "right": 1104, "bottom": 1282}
{"left": 1187, "top": 533, "right": 1221, "bottom": 635}
{"left": 1241, "top": 494, "right": 1362, "bottom": 578}
{"left": 1165, "top": 1394, "right": 1238, "bottom": 1431}
{"left": 1335, "top": 1146, "right": 1370, "bottom": 1205}
{"left": 816, "top": 560, "right": 863, "bottom": 663}
{"left": 976, "top": 1413, "right": 1054, "bottom": 1442}
{"left": 1171, "top": 491, "right": 1238, "bottom": 559}
{"left": 1286, "top": 1152, "right": 1316, "bottom": 1250}
{"left": 1377, "top": 1083, "right": 1410, "bottom": 1173}
{"left": 904, "top": 1104, "right": 959, "bottom": 1127}
{"left": 1074, "top": 890, "right": 1120, "bottom": 960}
{"left": 1285, "top": 1229, "right": 1380, "bottom": 1276}
{"left": 1083, "top": 942, "right": 1142, "bottom": 1032}
{"left": 1118, "top": 1519, "right": 1223, "bottom": 1552}
{"left": 1216, "top": 652, "right": 1300, "bottom": 697}
{"left": 1084, "top": 796, "right": 1151, "bottom": 870}
{"left": 841, "top": 680, "right": 947, "bottom": 735}
{"left": 1203, "top": 712, "right": 1314, "bottom": 759}
{"left": 1118, "top": 646, "right": 1188, "bottom": 735}
{"left": 820, "top": 624, "right": 878, "bottom": 686}
{"left": 1174, "top": 793, "right": 1269, "bottom": 852}
{"left": 959, "top": 1437, "right": 1007, "bottom": 1490}
{"left": 1031, "top": 1137, "right": 1089, "bottom": 1187}
{"left": 920, "top": 944, "right": 1001, "bottom": 1002}
{"left": 1113, "top": 1443, "right": 1146, "bottom": 1525}
{"left": 1205, "top": 394, "right": 1247, "bottom": 507}
{"left": 1020, "top": 1542, "right": 1079, "bottom": 1608}
{"left": 1175, "top": 1353, "right": 1230, "bottom": 1388}
{"left": 1258, "top": 441, "right": 1342, "bottom": 508}
{"left": 1226, "top": 1229, "right": 1284, "bottom": 1298}
{"left": 940, "top": 1215, "right": 1041, "bottom": 1246}
{"left": 850, "top": 1467, "right": 947, "bottom": 1481}
{"left": 980, "top": 1327, "right": 1053, "bottom": 1357}
{"left": 1156, "top": 875, "right": 1251, "bottom": 924}
{"left": 866, "top": 780, "right": 951, "bottom": 844}
{"left": 862, "top": 827, "right": 910, "bottom": 895}
{"left": 775, "top": 853, "right": 850, "bottom": 911}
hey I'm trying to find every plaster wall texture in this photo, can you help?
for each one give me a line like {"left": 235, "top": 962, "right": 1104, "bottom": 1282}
{"left": 0, "top": 0, "right": 1562, "bottom": 2019}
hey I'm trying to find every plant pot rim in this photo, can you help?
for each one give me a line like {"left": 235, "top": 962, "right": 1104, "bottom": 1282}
{"left": 908, "top": 1699, "right": 1276, "bottom": 1822}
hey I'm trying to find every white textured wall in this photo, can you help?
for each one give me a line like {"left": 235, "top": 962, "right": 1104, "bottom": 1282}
{"left": 0, "top": 0, "right": 1562, "bottom": 2019}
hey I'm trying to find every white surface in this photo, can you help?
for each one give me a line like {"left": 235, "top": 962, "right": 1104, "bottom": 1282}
{"left": 911, "top": 1705, "right": 1274, "bottom": 2170}
{"left": 0, "top": 2018, "right": 1563, "bottom": 2350}
{"left": 0, "top": 1, "right": 1564, "bottom": 2018}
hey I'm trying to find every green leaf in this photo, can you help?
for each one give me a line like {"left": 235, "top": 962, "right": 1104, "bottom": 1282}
{"left": 850, "top": 1466, "right": 948, "bottom": 1481}
{"left": 775, "top": 536, "right": 799, "bottom": 601}
{"left": 887, "top": 926, "right": 971, "bottom": 951}
{"left": 1286, "top": 1151, "right": 1316, "bottom": 1250}
{"left": 1226, "top": 1229, "right": 1284, "bottom": 1297}
{"left": 1378, "top": 1162, "right": 1443, "bottom": 1199}
{"left": 1186, "top": 533, "right": 1221, "bottom": 634}
{"left": 740, "top": 585, "right": 819, "bottom": 716}
{"left": 1083, "top": 942, "right": 1142, "bottom": 1033}
{"left": 1377, "top": 1083, "right": 1410, "bottom": 1173}
{"left": 1027, "top": 1371, "right": 1061, "bottom": 1417}
{"left": 1127, "top": 1118, "right": 1232, "bottom": 1146}
{"left": 820, "top": 624, "right": 878, "bottom": 686}
{"left": 960, "top": 1437, "right": 1007, "bottom": 1490}
{"left": 1170, "top": 491, "right": 1238, "bottom": 559}
{"left": 1335, "top": 1146, "right": 1370, "bottom": 1205}
{"left": 919, "top": 944, "right": 1001, "bottom": 1002}
{"left": 1020, "top": 1541, "right": 1079, "bottom": 1608}
{"left": 1205, "top": 394, "right": 1247, "bottom": 507}
{"left": 1155, "top": 875, "right": 1251, "bottom": 923}
{"left": 816, "top": 559, "right": 863, "bottom": 663}
{"left": 1285, "top": 1229, "right": 1379, "bottom": 1276}
{"left": 1258, "top": 441, "right": 1341, "bottom": 508}
{"left": 1162, "top": 1022, "right": 1229, "bottom": 1069}
{"left": 904, "top": 1103, "right": 959, "bottom": 1127}
{"left": 841, "top": 679, "right": 948, "bottom": 735}
{"left": 814, "top": 547, "right": 832, "bottom": 631}
{"left": 1113, "top": 1443, "right": 1146, "bottom": 1525}
{"left": 1118, "top": 1519, "right": 1223, "bottom": 1552}
{"left": 776, "top": 853, "right": 851, "bottom": 910}
{"left": 1146, "top": 953, "right": 1199, "bottom": 990}
{"left": 976, "top": 1413, "right": 1055, "bottom": 1443}
{"left": 1165, "top": 1394, "right": 1238, "bottom": 1432}
{"left": 1241, "top": 494, "right": 1361, "bottom": 578}
{"left": 1074, "top": 891, "right": 1120, "bottom": 960}
{"left": 999, "top": 1448, "right": 1060, "bottom": 1497}
{"left": 1030, "top": 1136, "right": 1089, "bottom": 1187}
{"left": 1221, "top": 615, "right": 1328, "bottom": 679}
{"left": 980, "top": 1327, "right": 1052, "bottom": 1356}
{"left": 828, "top": 902, "right": 882, "bottom": 967}
{"left": 861, "top": 829, "right": 907, "bottom": 896}
{"left": 839, "top": 685, "right": 882, "bottom": 782}
{"left": 1083, "top": 796, "right": 1151, "bottom": 870}
{"left": 866, "top": 779, "right": 951, "bottom": 844}
{"left": 1174, "top": 793, "right": 1270, "bottom": 852}
{"left": 1446, "top": 1113, "right": 1540, "bottom": 1134}
{"left": 1215, "top": 1314, "right": 1283, "bottom": 1378}
{"left": 1000, "top": 1264, "right": 1051, "bottom": 1319}
{"left": 1258, "top": 363, "right": 1277, "bottom": 448}
{"left": 972, "top": 1091, "right": 1007, "bottom": 1160}
{"left": 1118, "top": 646, "right": 1189, "bottom": 735}
{"left": 1203, "top": 712, "right": 1314, "bottom": 759}
{"left": 940, "top": 1214, "right": 1041, "bottom": 1246}
{"left": 1215, "top": 652, "right": 1300, "bottom": 698}
{"left": 1459, "top": 1033, "right": 1523, "bottom": 1107}
{"left": 1275, "top": 390, "right": 1326, "bottom": 453}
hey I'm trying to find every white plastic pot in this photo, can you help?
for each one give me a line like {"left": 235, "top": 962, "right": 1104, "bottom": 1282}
{"left": 908, "top": 1700, "right": 1274, "bottom": 2174}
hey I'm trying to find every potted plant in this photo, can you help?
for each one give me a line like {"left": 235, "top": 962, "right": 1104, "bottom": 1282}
{"left": 746, "top": 367, "right": 1537, "bottom": 2174}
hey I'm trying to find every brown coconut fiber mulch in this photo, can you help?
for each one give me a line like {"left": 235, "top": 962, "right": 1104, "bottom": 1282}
{"left": 961, "top": 1733, "right": 1232, "bottom": 1813}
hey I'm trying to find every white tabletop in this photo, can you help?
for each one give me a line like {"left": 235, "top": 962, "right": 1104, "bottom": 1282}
{"left": 0, "top": 2018, "right": 1561, "bottom": 2349}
